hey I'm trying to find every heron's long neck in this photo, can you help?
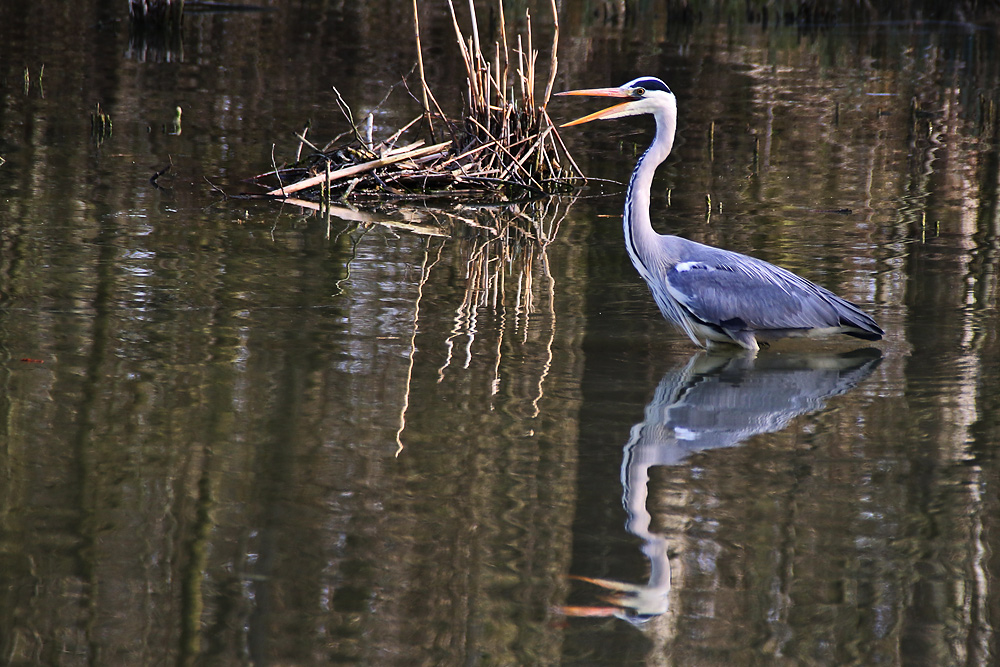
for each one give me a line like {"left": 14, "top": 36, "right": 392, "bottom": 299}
{"left": 624, "top": 108, "right": 676, "bottom": 276}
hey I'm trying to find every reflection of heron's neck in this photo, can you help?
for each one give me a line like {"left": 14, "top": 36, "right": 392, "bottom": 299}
{"left": 622, "top": 432, "right": 672, "bottom": 595}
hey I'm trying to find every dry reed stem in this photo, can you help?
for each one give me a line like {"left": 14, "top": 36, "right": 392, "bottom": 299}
{"left": 265, "top": 141, "right": 448, "bottom": 196}
{"left": 542, "top": 0, "right": 559, "bottom": 106}
{"left": 411, "top": 0, "right": 433, "bottom": 138}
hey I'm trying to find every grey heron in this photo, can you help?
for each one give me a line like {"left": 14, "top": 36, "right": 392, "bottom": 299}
{"left": 557, "top": 77, "right": 884, "bottom": 351}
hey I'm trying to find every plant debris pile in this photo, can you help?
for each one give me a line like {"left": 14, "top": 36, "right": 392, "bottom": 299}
{"left": 247, "top": 0, "right": 581, "bottom": 206}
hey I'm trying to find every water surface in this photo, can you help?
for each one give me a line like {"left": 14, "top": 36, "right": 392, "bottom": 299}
{"left": 1, "top": 2, "right": 999, "bottom": 665}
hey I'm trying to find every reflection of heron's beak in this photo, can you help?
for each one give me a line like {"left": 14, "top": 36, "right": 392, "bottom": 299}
{"left": 565, "top": 574, "right": 669, "bottom": 621}
{"left": 556, "top": 87, "right": 636, "bottom": 127}
{"left": 571, "top": 574, "right": 644, "bottom": 593}
{"left": 558, "top": 605, "right": 622, "bottom": 618}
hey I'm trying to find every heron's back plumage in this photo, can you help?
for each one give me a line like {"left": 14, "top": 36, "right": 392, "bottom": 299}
{"left": 654, "top": 238, "right": 883, "bottom": 347}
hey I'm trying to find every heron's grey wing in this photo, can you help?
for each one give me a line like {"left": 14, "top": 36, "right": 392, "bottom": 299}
{"left": 664, "top": 260, "right": 845, "bottom": 332}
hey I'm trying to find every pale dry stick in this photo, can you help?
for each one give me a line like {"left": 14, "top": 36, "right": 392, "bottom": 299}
{"left": 379, "top": 139, "right": 428, "bottom": 157}
{"left": 342, "top": 176, "right": 361, "bottom": 201}
{"left": 401, "top": 70, "right": 460, "bottom": 150}
{"left": 324, "top": 194, "right": 332, "bottom": 239}
{"left": 381, "top": 115, "right": 424, "bottom": 151}
{"left": 516, "top": 35, "right": 526, "bottom": 106}
{"left": 522, "top": 121, "right": 561, "bottom": 181}
{"left": 470, "top": 1, "right": 492, "bottom": 116}
{"left": 525, "top": 9, "right": 534, "bottom": 110}
{"left": 446, "top": 1, "right": 479, "bottom": 114}
{"left": 396, "top": 147, "right": 451, "bottom": 167}
{"left": 325, "top": 160, "right": 332, "bottom": 210}
{"left": 397, "top": 240, "right": 446, "bottom": 457}
{"left": 497, "top": 0, "right": 509, "bottom": 104}
{"left": 321, "top": 79, "right": 409, "bottom": 154}
{"left": 438, "top": 131, "right": 524, "bottom": 182}
{"left": 494, "top": 130, "right": 550, "bottom": 191}
{"left": 483, "top": 61, "right": 492, "bottom": 119}
{"left": 265, "top": 141, "right": 449, "bottom": 197}
{"left": 295, "top": 126, "right": 309, "bottom": 162}
{"left": 542, "top": 0, "right": 559, "bottom": 107}
{"left": 533, "top": 133, "right": 559, "bottom": 185}
{"left": 541, "top": 108, "right": 585, "bottom": 179}
{"left": 494, "top": 41, "right": 502, "bottom": 110}
{"left": 293, "top": 129, "right": 322, "bottom": 156}
{"left": 411, "top": 0, "right": 434, "bottom": 139}
{"left": 529, "top": 49, "right": 539, "bottom": 110}
{"left": 330, "top": 85, "right": 369, "bottom": 150}
{"left": 466, "top": 0, "right": 482, "bottom": 73}
{"left": 270, "top": 144, "right": 286, "bottom": 197}
{"left": 470, "top": 36, "right": 486, "bottom": 113}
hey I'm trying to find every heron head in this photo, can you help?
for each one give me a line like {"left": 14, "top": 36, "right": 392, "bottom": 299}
{"left": 557, "top": 77, "right": 675, "bottom": 127}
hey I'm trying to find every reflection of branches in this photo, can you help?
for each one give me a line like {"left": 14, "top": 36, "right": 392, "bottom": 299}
{"left": 284, "top": 195, "right": 577, "bottom": 452}
{"left": 532, "top": 250, "right": 556, "bottom": 418}
{"left": 433, "top": 198, "right": 575, "bottom": 415}
{"left": 397, "top": 240, "right": 445, "bottom": 457}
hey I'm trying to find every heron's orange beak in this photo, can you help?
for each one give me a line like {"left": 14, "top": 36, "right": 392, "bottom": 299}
{"left": 556, "top": 87, "right": 635, "bottom": 127}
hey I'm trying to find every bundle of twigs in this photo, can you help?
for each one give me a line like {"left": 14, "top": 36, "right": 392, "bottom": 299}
{"left": 249, "top": 0, "right": 582, "bottom": 206}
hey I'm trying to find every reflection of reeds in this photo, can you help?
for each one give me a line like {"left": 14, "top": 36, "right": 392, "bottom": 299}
{"left": 437, "top": 198, "right": 568, "bottom": 395}
{"left": 390, "top": 197, "right": 572, "bottom": 452}
{"left": 255, "top": 0, "right": 581, "bottom": 205}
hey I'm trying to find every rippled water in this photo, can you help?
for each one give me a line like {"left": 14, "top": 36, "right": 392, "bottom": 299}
{"left": 1, "top": 2, "right": 999, "bottom": 665}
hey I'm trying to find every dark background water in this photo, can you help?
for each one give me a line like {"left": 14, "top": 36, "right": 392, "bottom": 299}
{"left": 1, "top": 1, "right": 998, "bottom": 665}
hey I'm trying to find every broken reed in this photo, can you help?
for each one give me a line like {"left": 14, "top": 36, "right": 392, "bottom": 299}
{"left": 261, "top": 0, "right": 581, "bottom": 205}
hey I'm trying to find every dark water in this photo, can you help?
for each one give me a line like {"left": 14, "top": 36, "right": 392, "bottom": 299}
{"left": 2, "top": 2, "right": 999, "bottom": 665}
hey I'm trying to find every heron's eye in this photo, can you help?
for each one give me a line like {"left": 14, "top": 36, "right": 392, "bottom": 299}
{"left": 633, "top": 87, "right": 646, "bottom": 96}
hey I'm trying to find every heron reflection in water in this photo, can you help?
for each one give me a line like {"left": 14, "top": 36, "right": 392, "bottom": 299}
{"left": 557, "top": 78, "right": 883, "bottom": 352}
{"left": 562, "top": 348, "right": 881, "bottom": 625}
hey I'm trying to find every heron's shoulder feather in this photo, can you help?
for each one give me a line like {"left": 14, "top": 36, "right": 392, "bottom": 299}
{"left": 662, "top": 249, "right": 847, "bottom": 331}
